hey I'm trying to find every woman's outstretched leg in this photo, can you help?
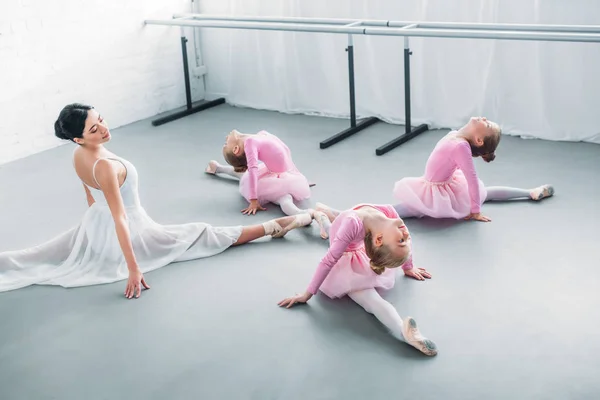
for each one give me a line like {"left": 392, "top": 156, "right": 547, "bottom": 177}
{"left": 205, "top": 160, "right": 245, "bottom": 180}
{"left": 233, "top": 213, "right": 312, "bottom": 245}
{"left": 348, "top": 288, "right": 437, "bottom": 356}
{"left": 485, "top": 184, "right": 554, "bottom": 202}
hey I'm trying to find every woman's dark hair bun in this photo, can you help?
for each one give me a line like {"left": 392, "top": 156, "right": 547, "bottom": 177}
{"left": 54, "top": 120, "right": 67, "bottom": 140}
{"left": 54, "top": 103, "right": 94, "bottom": 142}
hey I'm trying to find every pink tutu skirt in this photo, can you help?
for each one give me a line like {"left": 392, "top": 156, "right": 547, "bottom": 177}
{"left": 320, "top": 245, "right": 397, "bottom": 299}
{"left": 239, "top": 163, "right": 311, "bottom": 205}
{"left": 392, "top": 169, "right": 487, "bottom": 219}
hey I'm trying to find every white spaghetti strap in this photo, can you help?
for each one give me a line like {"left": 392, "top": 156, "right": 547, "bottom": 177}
{"left": 91, "top": 157, "right": 128, "bottom": 190}
{"left": 91, "top": 158, "right": 105, "bottom": 189}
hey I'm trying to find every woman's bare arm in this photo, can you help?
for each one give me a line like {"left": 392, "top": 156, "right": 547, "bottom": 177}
{"left": 94, "top": 159, "right": 149, "bottom": 298}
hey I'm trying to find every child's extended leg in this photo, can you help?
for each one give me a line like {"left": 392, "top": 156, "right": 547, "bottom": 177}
{"left": 348, "top": 288, "right": 437, "bottom": 356}
{"left": 485, "top": 184, "right": 554, "bottom": 202}
{"left": 205, "top": 160, "right": 245, "bottom": 180}
{"left": 274, "top": 194, "right": 313, "bottom": 216}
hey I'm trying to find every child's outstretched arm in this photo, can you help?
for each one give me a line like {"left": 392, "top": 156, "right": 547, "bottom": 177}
{"left": 401, "top": 251, "right": 432, "bottom": 281}
{"left": 385, "top": 205, "right": 432, "bottom": 281}
{"left": 241, "top": 138, "right": 267, "bottom": 215}
{"left": 454, "top": 141, "right": 491, "bottom": 222}
{"left": 277, "top": 216, "right": 361, "bottom": 308}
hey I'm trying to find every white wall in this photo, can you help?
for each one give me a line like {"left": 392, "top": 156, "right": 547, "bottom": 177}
{"left": 0, "top": 0, "right": 205, "bottom": 165}
{"left": 198, "top": 0, "right": 600, "bottom": 145}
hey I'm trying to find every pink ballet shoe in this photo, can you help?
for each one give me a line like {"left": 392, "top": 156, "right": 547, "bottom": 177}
{"left": 205, "top": 160, "right": 219, "bottom": 175}
{"left": 402, "top": 317, "right": 438, "bottom": 356}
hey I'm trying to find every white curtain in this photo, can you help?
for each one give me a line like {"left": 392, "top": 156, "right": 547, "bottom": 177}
{"left": 198, "top": 0, "right": 600, "bottom": 144}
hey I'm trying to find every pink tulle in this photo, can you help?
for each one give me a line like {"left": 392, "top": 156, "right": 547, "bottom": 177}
{"left": 319, "top": 243, "right": 396, "bottom": 299}
{"left": 239, "top": 163, "right": 311, "bottom": 205}
{"left": 393, "top": 169, "right": 487, "bottom": 219}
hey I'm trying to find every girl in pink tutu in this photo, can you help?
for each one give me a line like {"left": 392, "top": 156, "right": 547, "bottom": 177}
{"left": 206, "top": 129, "right": 313, "bottom": 236}
{"left": 278, "top": 203, "right": 437, "bottom": 356}
{"left": 393, "top": 117, "right": 554, "bottom": 222}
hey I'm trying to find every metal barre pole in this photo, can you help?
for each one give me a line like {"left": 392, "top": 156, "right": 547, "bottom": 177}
{"left": 144, "top": 19, "right": 600, "bottom": 43}
{"left": 170, "top": 13, "right": 600, "bottom": 34}
{"left": 363, "top": 26, "right": 600, "bottom": 42}
{"left": 144, "top": 14, "right": 600, "bottom": 152}
{"left": 172, "top": 13, "right": 385, "bottom": 26}
{"left": 389, "top": 21, "right": 600, "bottom": 33}
{"left": 145, "top": 19, "right": 367, "bottom": 34}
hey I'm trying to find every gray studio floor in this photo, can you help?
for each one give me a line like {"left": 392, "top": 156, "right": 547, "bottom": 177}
{"left": 1, "top": 104, "right": 599, "bottom": 399}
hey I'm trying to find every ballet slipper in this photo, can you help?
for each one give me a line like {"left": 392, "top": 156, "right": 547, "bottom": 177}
{"left": 272, "top": 213, "right": 313, "bottom": 238}
{"left": 402, "top": 317, "right": 438, "bottom": 356}
{"left": 205, "top": 160, "right": 219, "bottom": 175}
{"left": 530, "top": 184, "right": 555, "bottom": 201}
{"left": 315, "top": 202, "right": 336, "bottom": 222}
{"left": 262, "top": 220, "right": 283, "bottom": 236}
{"left": 314, "top": 211, "right": 330, "bottom": 240}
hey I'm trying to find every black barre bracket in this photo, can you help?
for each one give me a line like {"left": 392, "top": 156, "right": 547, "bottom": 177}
{"left": 319, "top": 43, "right": 380, "bottom": 149}
{"left": 152, "top": 35, "right": 225, "bottom": 127}
{"left": 375, "top": 46, "right": 428, "bottom": 155}
{"left": 319, "top": 41, "right": 428, "bottom": 154}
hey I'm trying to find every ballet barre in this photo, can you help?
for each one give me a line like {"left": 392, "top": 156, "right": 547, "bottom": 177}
{"left": 143, "top": 14, "right": 600, "bottom": 155}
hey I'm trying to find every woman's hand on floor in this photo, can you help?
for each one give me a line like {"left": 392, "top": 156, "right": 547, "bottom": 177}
{"left": 125, "top": 268, "right": 150, "bottom": 299}
{"left": 278, "top": 291, "right": 313, "bottom": 308}
{"left": 404, "top": 267, "right": 432, "bottom": 281}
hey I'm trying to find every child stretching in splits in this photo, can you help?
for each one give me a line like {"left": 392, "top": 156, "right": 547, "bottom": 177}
{"left": 392, "top": 117, "right": 554, "bottom": 222}
{"left": 206, "top": 130, "right": 313, "bottom": 237}
{"left": 279, "top": 204, "right": 437, "bottom": 356}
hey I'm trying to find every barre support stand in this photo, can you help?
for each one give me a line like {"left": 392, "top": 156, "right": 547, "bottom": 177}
{"left": 152, "top": 31, "right": 225, "bottom": 127}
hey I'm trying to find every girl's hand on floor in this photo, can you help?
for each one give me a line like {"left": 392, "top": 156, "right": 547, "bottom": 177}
{"left": 464, "top": 212, "right": 491, "bottom": 222}
{"left": 404, "top": 267, "right": 432, "bottom": 281}
{"left": 278, "top": 292, "right": 313, "bottom": 308}
{"left": 242, "top": 199, "right": 266, "bottom": 215}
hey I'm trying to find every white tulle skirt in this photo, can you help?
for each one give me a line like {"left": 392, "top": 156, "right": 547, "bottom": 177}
{"left": 0, "top": 203, "right": 242, "bottom": 292}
